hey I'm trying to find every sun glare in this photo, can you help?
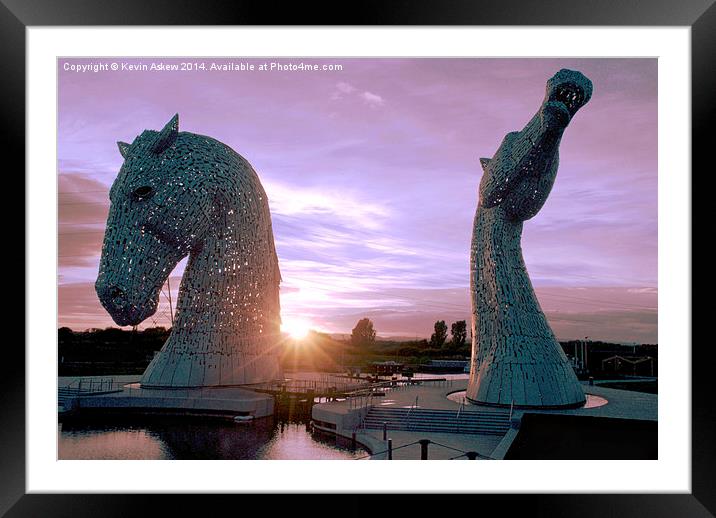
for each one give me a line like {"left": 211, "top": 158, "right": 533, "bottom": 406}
{"left": 282, "top": 317, "right": 311, "bottom": 340}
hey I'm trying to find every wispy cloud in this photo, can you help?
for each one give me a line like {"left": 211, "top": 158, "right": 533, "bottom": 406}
{"left": 335, "top": 81, "right": 356, "bottom": 95}
{"left": 265, "top": 180, "right": 389, "bottom": 230}
{"left": 58, "top": 58, "right": 657, "bottom": 342}
{"left": 361, "top": 91, "right": 385, "bottom": 108}
{"left": 330, "top": 81, "right": 386, "bottom": 108}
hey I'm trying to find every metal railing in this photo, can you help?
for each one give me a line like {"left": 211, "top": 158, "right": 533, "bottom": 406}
{"left": 355, "top": 437, "right": 493, "bottom": 460}
{"left": 348, "top": 391, "right": 375, "bottom": 411}
{"left": 62, "top": 377, "right": 119, "bottom": 395}
{"left": 455, "top": 397, "right": 465, "bottom": 433}
{"left": 405, "top": 395, "right": 419, "bottom": 431}
{"left": 253, "top": 378, "right": 371, "bottom": 395}
{"left": 351, "top": 392, "right": 377, "bottom": 433}
{"left": 59, "top": 377, "right": 127, "bottom": 411}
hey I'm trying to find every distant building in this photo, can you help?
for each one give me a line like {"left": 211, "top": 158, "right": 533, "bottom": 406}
{"left": 368, "top": 361, "right": 404, "bottom": 376}
{"left": 561, "top": 341, "right": 658, "bottom": 378}
{"left": 421, "top": 360, "right": 470, "bottom": 373}
{"left": 345, "top": 366, "right": 362, "bottom": 377}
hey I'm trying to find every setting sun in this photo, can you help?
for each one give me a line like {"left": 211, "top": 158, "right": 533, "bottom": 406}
{"left": 282, "top": 317, "right": 312, "bottom": 340}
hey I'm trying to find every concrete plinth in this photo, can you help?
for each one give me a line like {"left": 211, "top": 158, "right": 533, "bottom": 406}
{"left": 76, "top": 385, "right": 274, "bottom": 419}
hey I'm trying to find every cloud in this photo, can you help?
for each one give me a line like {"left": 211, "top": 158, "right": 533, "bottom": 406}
{"left": 330, "top": 81, "right": 357, "bottom": 100}
{"left": 329, "top": 81, "right": 385, "bottom": 108}
{"left": 336, "top": 82, "right": 356, "bottom": 94}
{"left": 361, "top": 91, "right": 385, "bottom": 107}
{"left": 264, "top": 180, "right": 389, "bottom": 230}
{"left": 57, "top": 58, "right": 657, "bottom": 343}
{"left": 58, "top": 270, "right": 658, "bottom": 343}
{"left": 292, "top": 286, "right": 657, "bottom": 343}
{"left": 58, "top": 172, "right": 111, "bottom": 270}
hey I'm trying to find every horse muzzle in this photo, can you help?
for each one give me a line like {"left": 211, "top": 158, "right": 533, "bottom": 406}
{"left": 545, "top": 69, "right": 593, "bottom": 118}
{"left": 95, "top": 282, "right": 159, "bottom": 326}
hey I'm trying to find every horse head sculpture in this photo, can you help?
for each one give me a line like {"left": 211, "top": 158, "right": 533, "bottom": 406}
{"left": 467, "top": 69, "right": 592, "bottom": 408}
{"left": 96, "top": 114, "right": 282, "bottom": 387}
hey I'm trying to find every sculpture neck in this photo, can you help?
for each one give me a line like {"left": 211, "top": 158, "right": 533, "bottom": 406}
{"left": 173, "top": 241, "right": 219, "bottom": 333}
{"left": 172, "top": 214, "right": 270, "bottom": 338}
{"left": 472, "top": 206, "right": 524, "bottom": 266}
{"left": 500, "top": 113, "right": 563, "bottom": 221}
{"left": 522, "top": 112, "right": 564, "bottom": 153}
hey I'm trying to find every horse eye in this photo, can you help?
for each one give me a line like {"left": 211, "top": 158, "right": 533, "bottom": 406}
{"left": 132, "top": 186, "right": 154, "bottom": 200}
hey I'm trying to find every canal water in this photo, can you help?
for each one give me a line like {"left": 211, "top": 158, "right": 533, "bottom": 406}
{"left": 58, "top": 372, "right": 369, "bottom": 460}
{"left": 58, "top": 372, "right": 469, "bottom": 460}
{"left": 59, "top": 415, "right": 365, "bottom": 460}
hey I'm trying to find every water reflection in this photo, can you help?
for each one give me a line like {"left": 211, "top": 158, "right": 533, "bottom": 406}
{"left": 59, "top": 415, "right": 365, "bottom": 460}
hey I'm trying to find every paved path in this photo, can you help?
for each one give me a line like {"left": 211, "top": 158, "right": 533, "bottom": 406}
{"left": 314, "top": 378, "right": 657, "bottom": 460}
{"left": 314, "top": 379, "right": 507, "bottom": 459}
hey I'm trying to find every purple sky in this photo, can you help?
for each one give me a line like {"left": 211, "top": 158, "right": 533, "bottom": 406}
{"left": 58, "top": 58, "right": 657, "bottom": 343}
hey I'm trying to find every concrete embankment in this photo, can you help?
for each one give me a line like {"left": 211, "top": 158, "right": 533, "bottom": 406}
{"left": 311, "top": 379, "right": 657, "bottom": 460}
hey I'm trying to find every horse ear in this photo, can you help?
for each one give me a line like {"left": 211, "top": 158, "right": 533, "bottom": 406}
{"left": 480, "top": 157, "right": 491, "bottom": 171}
{"left": 117, "top": 141, "right": 131, "bottom": 159}
{"left": 151, "top": 113, "right": 179, "bottom": 154}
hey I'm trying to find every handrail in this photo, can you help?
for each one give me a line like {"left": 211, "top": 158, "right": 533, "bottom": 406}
{"left": 350, "top": 391, "right": 374, "bottom": 414}
{"left": 358, "top": 404, "right": 368, "bottom": 431}
{"left": 354, "top": 439, "right": 423, "bottom": 460}
{"left": 455, "top": 397, "right": 465, "bottom": 433}
{"left": 354, "top": 392, "right": 375, "bottom": 432}
{"left": 354, "top": 438, "right": 494, "bottom": 461}
{"left": 405, "top": 395, "right": 419, "bottom": 431}
{"left": 64, "top": 377, "right": 117, "bottom": 395}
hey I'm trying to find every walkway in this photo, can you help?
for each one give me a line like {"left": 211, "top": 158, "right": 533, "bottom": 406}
{"left": 312, "top": 378, "right": 657, "bottom": 460}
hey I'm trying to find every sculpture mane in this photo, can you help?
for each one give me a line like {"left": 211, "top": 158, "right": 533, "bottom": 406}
{"left": 95, "top": 114, "right": 282, "bottom": 387}
{"left": 466, "top": 69, "right": 593, "bottom": 408}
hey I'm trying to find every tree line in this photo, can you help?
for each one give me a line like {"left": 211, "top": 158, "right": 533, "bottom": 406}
{"left": 58, "top": 323, "right": 656, "bottom": 377}
{"left": 351, "top": 317, "right": 468, "bottom": 348}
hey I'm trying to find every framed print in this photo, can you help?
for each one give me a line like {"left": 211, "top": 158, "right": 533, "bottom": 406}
{"left": 6, "top": 0, "right": 712, "bottom": 515}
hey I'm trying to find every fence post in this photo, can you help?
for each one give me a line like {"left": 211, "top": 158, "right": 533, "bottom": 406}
{"left": 387, "top": 438, "right": 393, "bottom": 460}
{"left": 419, "top": 439, "right": 430, "bottom": 460}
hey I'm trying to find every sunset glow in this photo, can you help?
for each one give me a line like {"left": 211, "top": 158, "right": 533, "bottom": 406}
{"left": 58, "top": 57, "right": 658, "bottom": 343}
{"left": 282, "top": 317, "right": 312, "bottom": 340}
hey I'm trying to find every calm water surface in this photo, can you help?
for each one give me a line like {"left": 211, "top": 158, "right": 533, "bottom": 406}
{"left": 57, "top": 371, "right": 468, "bottom": 460}
{"left": 59, "top": 372, "right": 373, "bottom": 459}
{"left": 59, "top": 417, "right": 365, "bottom": 460}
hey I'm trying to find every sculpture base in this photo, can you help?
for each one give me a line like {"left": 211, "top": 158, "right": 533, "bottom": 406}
{"left": 465, "top": 396, "right": 586, "bottom": 410}
{"left": 74, "top": 384, "right": 275, "bottom": 419}
{"left": 466, "top": 345, "right": 586, "bottom": 409}
{"left": 140, "top": 348, "right": 283, "bottom": 388}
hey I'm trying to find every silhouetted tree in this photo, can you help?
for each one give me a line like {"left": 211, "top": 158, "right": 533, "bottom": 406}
{"left": 398, "top": 347, "right": 421, "bottom": 357}
{"left": 351, "top": 318, "right": 376, "bottom": 347}
{"left": 450, "top": 320, "right": 467, "bottom": 347}
{"left": 58, "top": 327, "right": 74, "bottom": 343}
{"left": 142, "top": 326, "right": 169, "bottom": 337}
{"left": 430, "top": 320, "right": 448, "bottom": 347}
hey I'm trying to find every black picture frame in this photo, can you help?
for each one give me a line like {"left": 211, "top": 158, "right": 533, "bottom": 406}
{"left": 6, "top": 0, "right": 710, "bottom": 515}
